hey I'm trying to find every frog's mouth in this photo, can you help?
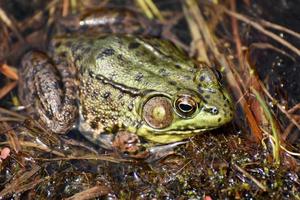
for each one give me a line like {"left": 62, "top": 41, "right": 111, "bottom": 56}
{"left": 137, "top": 126, "right": 217, "bottom": 144}
{"left": 159, "top": 127, "right": 216, "bottom": 135}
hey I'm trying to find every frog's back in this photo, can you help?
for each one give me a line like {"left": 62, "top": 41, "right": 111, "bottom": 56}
{"left": 53, "top": 35, "right": 198, "bottom": 95}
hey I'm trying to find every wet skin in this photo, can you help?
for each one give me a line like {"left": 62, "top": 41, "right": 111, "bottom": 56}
{"left": 18, "top": 12, "right": 234, "bottom": 157}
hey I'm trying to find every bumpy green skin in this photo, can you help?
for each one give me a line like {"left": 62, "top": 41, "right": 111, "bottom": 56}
{"left": 50, "top": 35, "right": 234, "bottom": 144}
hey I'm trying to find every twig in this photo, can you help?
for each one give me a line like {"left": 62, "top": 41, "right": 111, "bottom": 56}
{"left": 136, "top": 0, "right": 154, "bottom": 19}
{"left": 0, "top": 141, "right": 65, "bottom": 157}
{"left": 234, "top": 164, "right": 267, "bottom": 192}
{"left": 0, "top": 117, "right": 24, "bottom": 122}
{"left": 0, "top": 64, "right": 19, "bottom": 80}
{"left": 288, "top": 103, "right": 300, "bottom": 114}
{"left": 183, "top": 3, "right": 210, "bottom": 64}
{"left": 0, "top": 165, "right": 41, "bottom": 198}
{"left": 260, "top": 19, "right": 300, "bottom": 39}
{"left": 145, "top": 0, "right": 165, "bottom": 21}
{"left": 0, "top": 107, "right": 27, "bottom": 120}
{"left": 34, "top": 155, "right": 128, "bottom": 163}
{"left": 261, "top": 127, "right": 300, "bottom": 157}
{"left": 17, "top": 0, "right": 59, "bottom": 30}
{"left": 250, "top": 42, "right": 295, "bottom": 61}
{"left": 259, "top": 81, "right": 300, "bottom": 131}
{"left": 65, "top": 185, "right": 111, "bottom": 200}
{"left": 0, "top": 8, "right": 24, "bottom": 43}
{"left": 0, "top": 81, "right": 17, "bottom": 99}
{"left": 62, "top": 0, "right": 70, "bottom": 17}
{"left": 229, "top": 0, "right": 243, "bottom": 67}
{"left": 222, "top": 7, "right": 300, "bottom": 56}
{"left": 283, "top": 122, "right": 295, "bottom": 140}
{"left": 61, "top": 138, "right": 99, "bottom": 154}
{"left": 1, "top": 122, "right": 21, "bottom": 153}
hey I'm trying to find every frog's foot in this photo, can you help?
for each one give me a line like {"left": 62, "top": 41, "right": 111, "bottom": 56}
{"left": 19, "top": 51, "right": 78, "bottom": 134}
{"left": 56, "top": 8, "right": 162, "bottom": 37}
{"left": 146, "top": 141, "right": 188, "bottom": 163}
{"left": 112, "top": 131, "right": 150, "bottom": 159}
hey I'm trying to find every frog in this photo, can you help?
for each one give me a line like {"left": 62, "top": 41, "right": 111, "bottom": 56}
{"left": 18, "top": 8, "right": 234, "bottom": 159}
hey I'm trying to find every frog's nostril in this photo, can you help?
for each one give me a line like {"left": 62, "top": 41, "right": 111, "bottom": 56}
{"left": 204, "top": 106, "right": 219, "bottom": 115}
{"left": 211, "top": 107, "right": 219, "bottom": 115}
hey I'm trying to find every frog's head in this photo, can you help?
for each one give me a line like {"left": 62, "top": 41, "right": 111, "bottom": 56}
{"left": 136, "top": 66, "right": 234, "bottom": 144}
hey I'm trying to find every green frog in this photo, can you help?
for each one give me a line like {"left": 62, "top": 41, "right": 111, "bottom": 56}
{"left": 18, "top": 9, "right": 234, "bottom": 158}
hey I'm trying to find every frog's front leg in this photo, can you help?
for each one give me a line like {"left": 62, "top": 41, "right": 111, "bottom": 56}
{"left": 18, "top": 51, "right": 78, "bottom": 134}
{"left": 112, "top": 131, "right": 150, "bottom": 159}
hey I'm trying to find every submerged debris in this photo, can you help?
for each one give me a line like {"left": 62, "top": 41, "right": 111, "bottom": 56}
{"left": 0, "top": 0, "right": 299, "bottom": 199}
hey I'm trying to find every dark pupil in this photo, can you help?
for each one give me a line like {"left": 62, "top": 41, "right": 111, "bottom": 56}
{"left": 179, "top": 103, "right": 193, "bottom": 112}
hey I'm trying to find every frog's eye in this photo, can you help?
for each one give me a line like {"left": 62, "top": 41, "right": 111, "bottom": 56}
{"left": 142, "top": 96, "right": 173, "bottom": 129}
{"left": 175, "top": 95, "right": 197, "bottom": 118}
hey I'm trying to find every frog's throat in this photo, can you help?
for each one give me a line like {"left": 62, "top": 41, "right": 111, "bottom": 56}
{"left": 136, "top": 128, "right": 213, "bottom": 144}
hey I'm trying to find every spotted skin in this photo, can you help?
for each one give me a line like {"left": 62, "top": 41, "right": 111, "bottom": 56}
{"left": 19, "top": 10, "right": 234, "bottom": 157}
